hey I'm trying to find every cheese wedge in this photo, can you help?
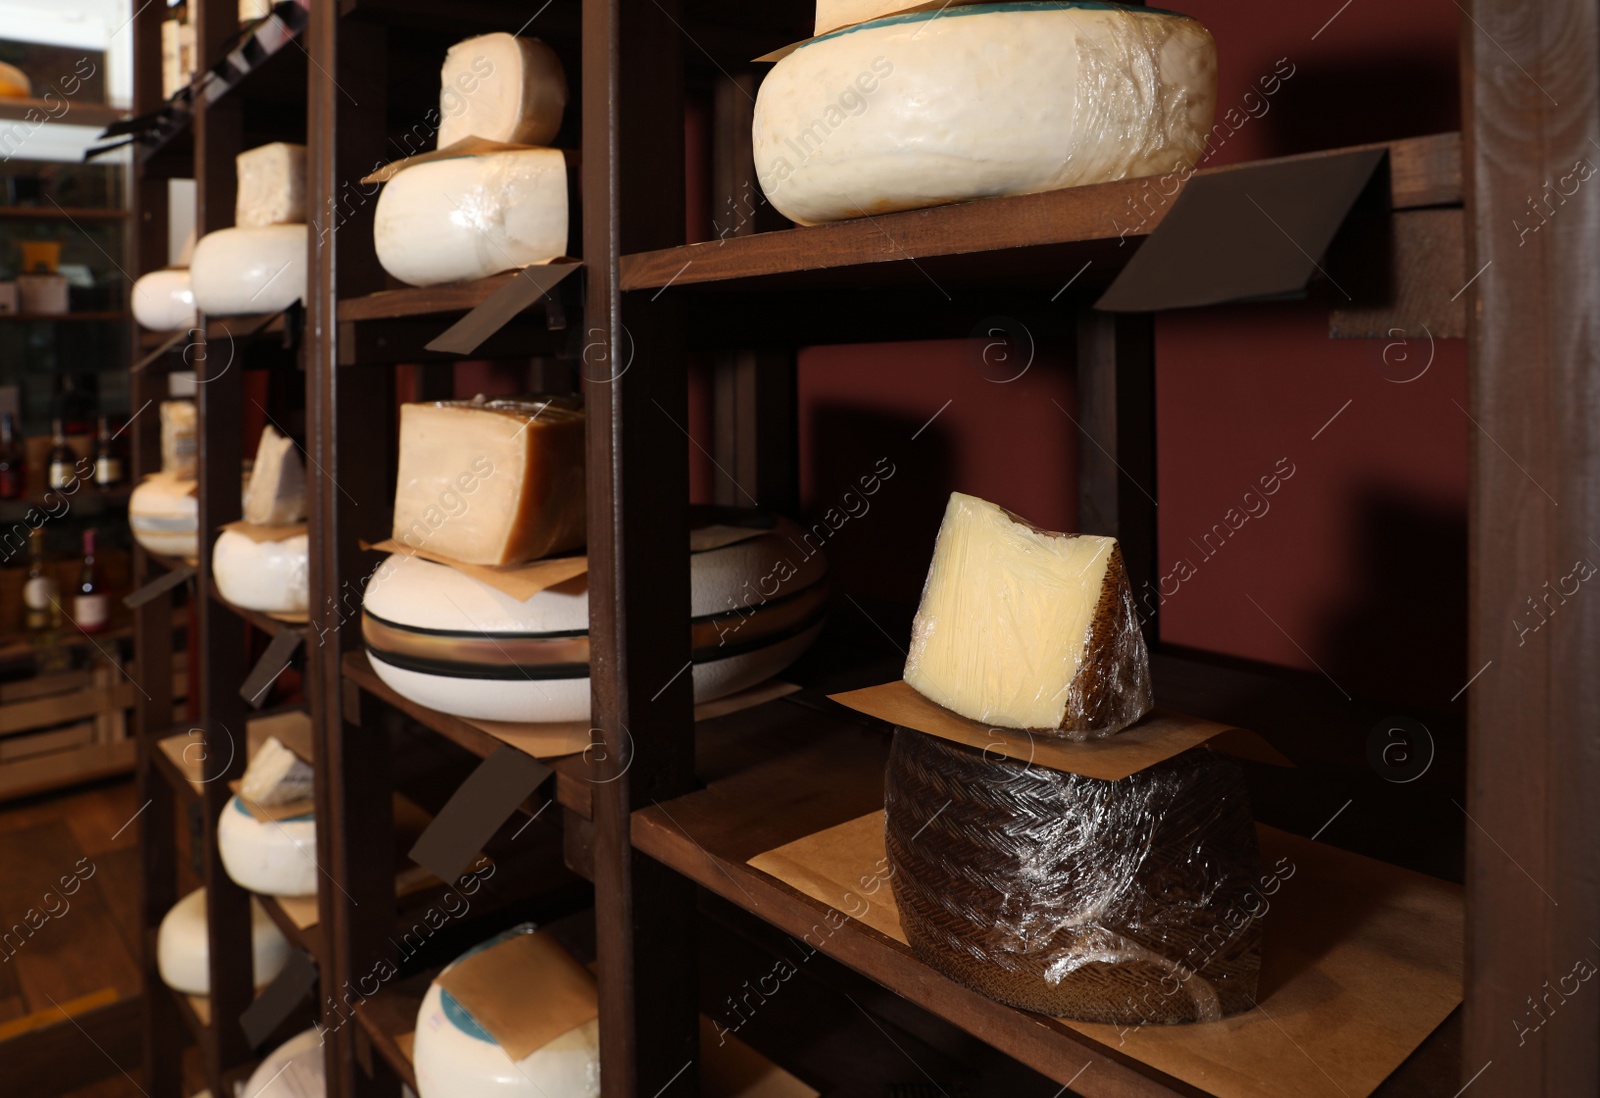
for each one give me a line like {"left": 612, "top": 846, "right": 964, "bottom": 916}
{"left": 437, "top": 33, "right": 567, "bottom": 149}
{"left": 161, "top": 400, "right": 197, "bottom": 479}
{"left": 240, "top": 735, "right": 314, "bottom": 807}
{"left": 243, "top": 425, "right": 306, "bottom": 526}
{"left": 235, "top": 142, "right": 307, "bottom": 228}
{"left": 904, "top": 492, "right": 1151, "bottom": 737}
{"left": 392, "top": 397, "right": 585, "bottom": 566}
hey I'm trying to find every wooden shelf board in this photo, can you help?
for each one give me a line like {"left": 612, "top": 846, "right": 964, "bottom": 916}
{"left": 0, "top": 736, "right": 134, "bottom": 801}
{"left": 0, "top": 206, "right": 128, "bottom": 220}
{"left": 0, "top": 311, "right": 131, "bottom": 322}
{"left": 0, "top": 98, "right": 126, "bottom": 128}
{"left": 337, "top": 273, "right": 524, "bottom": 322}
{"left": 619, "top": 132, "right": 1462, "bottom": 294}
{"left": 0, "top": 621, "right": 133, "bottom": 664}
{"left": 209, "top": 587, "right": 306, "bottom": 637}
{"left": 155, "top": 730, "right": 205, "bottom": 798}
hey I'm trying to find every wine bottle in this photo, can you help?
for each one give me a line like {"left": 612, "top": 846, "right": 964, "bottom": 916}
{"left": 0, "top": 413, "right": 24, "bottom": 500}
{"left": 24, "top": 528, "right": 59, "bottom": 634}
{"left": 93, "top": 416, "right": 125, "bottom": 488}
{"left": 73, "top": 529, "right": 110, "bottom": 634}
{"left": 47, "top": 418, "right": 77, "bottom": 491}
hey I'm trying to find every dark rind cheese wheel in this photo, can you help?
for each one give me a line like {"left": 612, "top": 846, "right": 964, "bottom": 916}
{"left": 885, "top": 728, "right": 1261, "bottom": 1025}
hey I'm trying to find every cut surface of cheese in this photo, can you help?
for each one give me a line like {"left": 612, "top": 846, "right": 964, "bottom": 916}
{"left": 243, "top": 424, "right": 306, "bottom": 525}
{"left": 235, "top": 142, "right": 307, "bottom": 227}
{"left": 373, "top": 150, "right": 568, "bottom": 288}
{"left": 131, "top": 472, "right": 199, "bottom": 559}
{"left": 391, "top": 397, "right": 585, "bottom": 566}
{"left": 437, "top": 33, "right": 567, "bottom": 149}
{"left": 752, "top": 3, "right": 1217, "bottom": 225}
{"left": 904, "top": 492, "right": 1151, "bottom": 737}
{"left": 190, "top": 224, "right": 308, "bottom": 315}
{"left": 240, "top": 735, "right": 314, "bottom": 806}
{"left": 218, "top": 795, "right": 318, "bottom": 897}
{"left": 132, "top": 268, "right": 198, "bottom": 331}
{"left": 155, "top": 887, "right": 290, "bottom": 995}
{"left": 161, "top": 400, "right": 197, "bottom": 478}
{"left": 214, "top": 530, "right": 309, "bottom": 614}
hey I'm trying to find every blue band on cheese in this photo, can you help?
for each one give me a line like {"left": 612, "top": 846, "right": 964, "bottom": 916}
{"left": 805, "top": 1, "right": 1193, "bottom": 49}
{"left": 230, "top": 795, "right": 313, "bottom": 824}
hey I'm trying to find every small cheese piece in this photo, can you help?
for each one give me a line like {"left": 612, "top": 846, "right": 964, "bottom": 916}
{"left": 160, "top": 400, "right": 197, "bottom": 479}
{"left": 752, "top": 3, "right": 1217, "bottom": 225}
{"left": 438, "top": 33, "right": 567, "bottom": 149}
{"left": 243, "top": 424, "right": 306, "bottom": 525}
{"left": 235, "top": 142, "right": 307, "bottom": 228}
{"left": 392, "top": 397, "right": 585, "bottom": 566}
{"left": 240, "top": 735, "right": 314, "bottom": 806}
{"left": 373, "top": 150, "right": 568, "bottom": 287}
{"left": 132, "top": 268, "right": 198, "bottom": 332}
{"left": 904, "top": 492, "right": 1151, "bottom": 737}
{"left": 190, "top": 224, "right": 307, "bottom": 315}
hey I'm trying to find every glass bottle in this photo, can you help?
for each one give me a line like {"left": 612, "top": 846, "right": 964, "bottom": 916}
{"left": 93, "top": 416, "right": 124, "bottom": 488}
{"left": 73, "top": 529, "right": 110, "bottom": 634}
{"left": 24, "top": 529, "right": 59, "bottom": 634}
{"left": 47, "top": 418, "right": 77, "bottom": 491}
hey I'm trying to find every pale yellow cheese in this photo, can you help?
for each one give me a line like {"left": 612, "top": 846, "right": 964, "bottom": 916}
{"left": 243, "top": 424, "right": 306, "bottom": 526}
{"left": 239, "top": 736, "right": 314, "bottom": 807}
{"left": 438, "top": 33, "right": 567, "bottom": 149}
{"left": 235, "top": 143, "right": 307, "bottom": 228}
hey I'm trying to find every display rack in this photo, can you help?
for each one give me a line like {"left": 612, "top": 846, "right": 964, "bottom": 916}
{"left": 123, "top": 1, "right": 1600, "bottom": 1096}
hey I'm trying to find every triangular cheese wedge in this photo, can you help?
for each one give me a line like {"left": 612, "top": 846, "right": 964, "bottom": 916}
{"left": 904, "top": 492, "right": 1152, "bottom": 737}
{"left": 240, "top": 736, "right": 315, "bottom": 807}
{"left": 244, "top": 424, "right": 307, "bottom": 526}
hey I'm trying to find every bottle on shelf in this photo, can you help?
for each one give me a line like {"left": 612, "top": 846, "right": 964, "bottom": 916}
{"left": 73, "top": 529, "right": 110, "bottom": 634}
{"left": 0, "top": 413, "right": 24, "bottom": 500}
{"left": 47, "top": 418, "right": 78, "bottom": 491}
{"left": 24, "top": 529, "right": 60, "bottom": 635}
{"left": 56, "top": 375, "right": 95, "bottom": 438}
{"left": 93, "top": 416, "right": 125, "bottom": 489}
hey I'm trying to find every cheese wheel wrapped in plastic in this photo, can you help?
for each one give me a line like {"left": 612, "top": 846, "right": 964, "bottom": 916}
{"left": 132, "top": 268, "right": 198, "bottom": 331}
{"left": 752, "top": 3, "right": 1217, "bottom": 224}
{"left": 156, "top": 887, "right": 291, "bottom": 996}
{"left": 190, "top": 225, "right": 307, "bottom": 315}
{"left": 373, "top": 151, "right": 568, "bottom": 287}
{"left": 437, "top": 33, "right": 567, "bottom": 149}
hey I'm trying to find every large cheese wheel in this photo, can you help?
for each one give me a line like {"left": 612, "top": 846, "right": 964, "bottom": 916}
{"left": 130, "top": 472, "right": 199, "bottom": 559}
{"left": 751, "top": 3, "right": 1217, "bottom": 225}
{"left": 218, "top": 795, "right": 318, "bottom": 897}
{"left": 243, "top": 1029, "right": 325, "bottom": 1098}
{"left": 213, "top": 530, "right": 309, "bottom": 616}
{"left": 413, "top": 930, "right": 599, "bottom": 1098}
{"left": 132, "top": 268, "right": 198, "bottom": 331}
{"left": 374, "top": 151, "right": 568, "bottom": 288}
{"left": 156, "top": 887, "right": 291, "bottom": 996}
{"left": 190, "top": 225, "right": 308, "bottom": 315}
{"left": 363, "top": 514, "right": 826, "bottom": 722}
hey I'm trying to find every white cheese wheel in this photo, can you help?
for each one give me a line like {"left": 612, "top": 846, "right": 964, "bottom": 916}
{"left": 190, "top": 225, "right": 308, "bottom": 315}
{"left": 131, "top": 472, "right": 199, "bottom": 558}
{"left": 132, "top": 268, "right": 198, "bottom": 331}
{"left": 373, "top": 151, "right": 568, "bottom": 288}
{"left": 156, "top": 887, "right": 291, "bottom": 996}
{"left": 243, "top": 1029, "right": 325, "bottom": 1098}
{"left": 363, "top": 514, "right": 827, "bottom": 722}
{"left": 218, "top": 796, "right": 318, "bottom": 898}
{"left": 213, "top": 530, "right": 309, "bottom": 614}
{"left": 752, "top": 3, "right": 1217, "bottom": 224}
{"left": 236, "top": 143, "right": 307, "bottom": 228}
{"left": 414, "top": 979, "right": 599, "bottom": 1098}
{"left": 437, "top": 33, "right": 567, "bottom": 149}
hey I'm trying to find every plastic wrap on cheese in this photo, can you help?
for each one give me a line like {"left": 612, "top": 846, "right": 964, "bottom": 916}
{"left": 904, "top": 492, "right": 1152, "bottom": 738}
{"left": 885, "top": 730, "right": 1262, "bottom": 1025}
{"left": 752, "top": 2, "right": 1217, "bottom": 224}
{"left": 190, "top": 225, "right": 308, "bottom": 315}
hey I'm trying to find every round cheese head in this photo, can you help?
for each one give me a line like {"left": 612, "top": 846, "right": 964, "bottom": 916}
{"left": 190, "top": 225, "right": 308, "bottom": 316}
{"left": 243, "top": 1029, "right": 325, "bottom": 1098}
{"left": 213, "top": 530, "right": 309, "bottom": 615}
{"left": 130, "top": 472, "right": 199, "bottom": 559}
{"left": 132, "top": 268, "right": 198, "bottom": 332}
{"left": 437, "top": 33, "right": 568, "bottom": 149}
{"left": 155, "top": 887, "right": 291, "bottom": 996}
{"left": 752, "top": 3, "right": 1217, "bottom": 224}
{"left": 374, "top": 150, "right": 569, "bottom": 287}
{"left": 218, "top": 796, "right": 318, "bottom": 898}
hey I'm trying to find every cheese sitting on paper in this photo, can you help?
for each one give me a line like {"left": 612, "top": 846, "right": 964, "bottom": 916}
{"left": 437, "top": 33, "right": 567, "bottom": 149}
{"left": 904, "top": 492, "right": 1152, "bottom": 738}
{"left": 392, "top": 397, "right": 585, "bottom": 566}
{"left": 243, "top": 424, "right": 306, "bottom": 526}
{"left": 235, "top": 143, "right": 307, "bottom": 228}
{"left": 239, "top": 735, "right": 314, "bottom": 807}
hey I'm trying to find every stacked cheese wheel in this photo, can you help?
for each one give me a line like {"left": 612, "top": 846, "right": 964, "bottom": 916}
{"left": 751, "top": 2, "right": 1218, "bottom": 224}
{"left": 218, "top": 796, "right": 318, "bottom": 897}
{"left": 191, "top": 143, "right": 309, "bottom": 315}
{"left": 242, "top": 1029, "right": 326, "bottom": 1098}
{"left": 212, "top": 425, "right": 311, "bottom": 617}
{"left": 131, "top": 268, "right": 197, "bottom": 331}
{"left": 373, "top": 34, "right": 571, "bottom": 287}
{"left": 155, "top": 887, "right": 291, "bottom": 996}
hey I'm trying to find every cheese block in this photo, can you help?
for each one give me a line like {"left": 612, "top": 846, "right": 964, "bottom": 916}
{"left": 156, "top": 887, "right": 291, "bottom": 996}
{"left": 242, "top": 1030, "right": 324, "bottom": 1098}
{"left": 752, "top": 3, "right": 1217, "bottom": 224}
{"left": 392, "top": 397, "right": 584, "bottom": 566}
{"left": 131, "top": 268, "right": 198, "bottom": 331}
{"left": 363, "top": 511, "right": 827, "bottom": 722}
{"left": 243, "top": 424, "right": 306, "bottom": 525}
{"left": 214, "top": 529, "right": 309, "bottom": 614}
{"left": 904, "top": 493, "right": 1151, "bottom": 737}
{"left": 437, "top": 33, "right": 567, "bottom": 149}
{"left": 240, "top": 735, "right": 314, "bottom": 806}
{"left": 413, "top": 927, "right": 600, "bottom": 1098}
{"left": 131, "top": 472, "right": 199, "bottom": 559}
{"left": 886, "top": 730, "right": 1262, "bottom": 1023}
{"left": 218, "top": 795, "right": 318, "bottom": 897}
{"left": 161, "top": 400, "right": 197, "bottom": 479}
{"left": 235, "top": 142, "right": 307, "bottom": 228}
{"left": 373, "top": 150, "right": 568, "bottom": 288}
{"left": 190, "top": 224, "right": 308, "bottom": 315}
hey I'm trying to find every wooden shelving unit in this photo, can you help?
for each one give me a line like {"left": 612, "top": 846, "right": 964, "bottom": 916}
{"left": 123, "top": 1, "right": 1600, "bottom": 1096}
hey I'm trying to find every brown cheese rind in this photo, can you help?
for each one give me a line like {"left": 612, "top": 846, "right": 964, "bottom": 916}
{"left": 885, "top": 729, "right": 1262, "bottom": 1025}
{"left": 1059, "top": 540, "right": 1153, "bottom": 737}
